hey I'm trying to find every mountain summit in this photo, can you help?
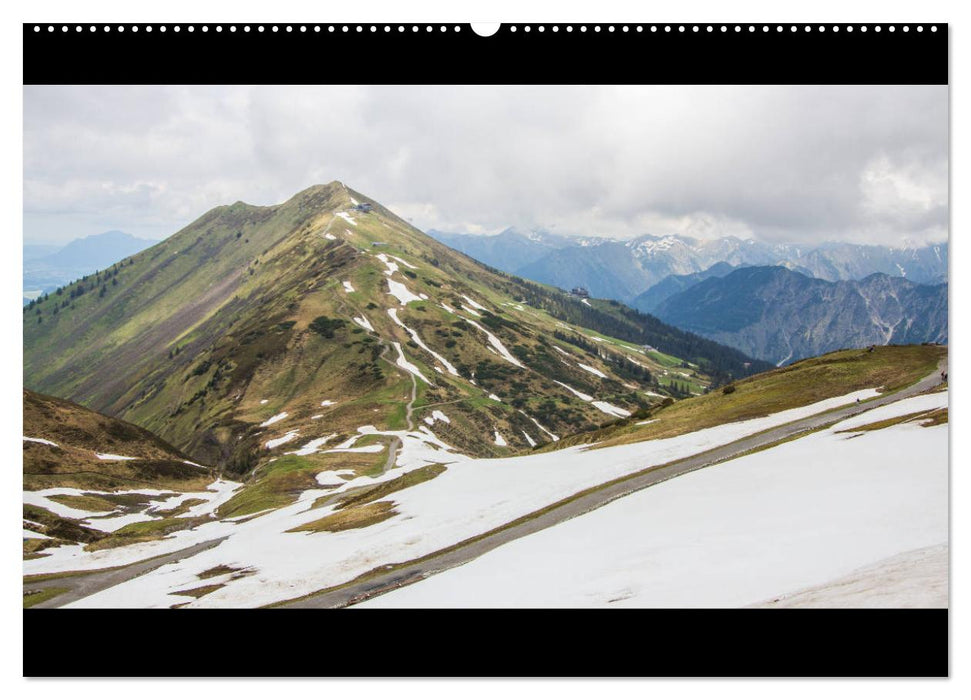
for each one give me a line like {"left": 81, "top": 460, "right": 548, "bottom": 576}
{"left": 25, "top": 183, "right": 768, "bottom": 475}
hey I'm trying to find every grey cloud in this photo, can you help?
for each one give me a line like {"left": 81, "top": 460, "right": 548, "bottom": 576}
{"left": 23, "top": 84, "right": 948, "bottom": 246}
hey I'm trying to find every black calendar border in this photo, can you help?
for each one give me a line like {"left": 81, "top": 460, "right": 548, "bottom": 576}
{"left": 24, "top": 22, "right": 947, "bottom": 86}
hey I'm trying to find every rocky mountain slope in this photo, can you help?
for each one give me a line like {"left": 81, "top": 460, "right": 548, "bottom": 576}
{"left": 632, "top": 262, "right": 739, "bottom": 313}
{"left": 651, "top": 266, "right": 948, "bottom": 365}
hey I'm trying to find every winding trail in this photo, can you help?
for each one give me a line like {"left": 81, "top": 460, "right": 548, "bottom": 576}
{"left": 372, "top": 338, "right": 418, "bottom": 473}
{"left": 404, "top": 372, "right": 417, "bottom": 431}
{"left": 319, "top": 209, "right": 341, "bottom": 240}
{"left": 281, "top": 363, "right": 947, "bottom": 608}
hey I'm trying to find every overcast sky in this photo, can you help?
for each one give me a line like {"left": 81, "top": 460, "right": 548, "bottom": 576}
{"left": 23, "top": 84, "right": 948, "bottom": 246}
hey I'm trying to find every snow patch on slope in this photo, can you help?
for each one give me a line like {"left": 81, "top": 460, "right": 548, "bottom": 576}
{"left": 387, "top": 280, "right": 423, "bottom": 305}
{"left": 591, "top": 401, "right": 631, "bottom": 418}
{"left": 462, "top": 295, "right": 488, "bottom": 311}
{"left": 392, "top": 341, "right": 432, "bottom": 385}
{"left": 353, "top": 315, "right": 375, "bottom": 332}
{"left": 578, "top": 363, "right": 608, "bottom": 379}
{"left": 463, "top": 317, "right": 525, "bottom": 368}
{"left": 376, "top": 253, "right": 399, "bottom": 276}
{"left": 519, "top": 410, "right": 560, "bottom": 442}
{"left": 23, "top": 436, "right": 59, "bottom": 447}
{"left": 554, "top": 380, "right": 594, "bottom": 402}
{"left": 388, "top": 254, "right": 418, "bottom": 270}
{"left": 554, "top": 381, "right": 629, "bottom": 418}
{"left": 259, "top": 412, "right": 288, "bottom": 428}
{"left": 388, "top": 308, "right": 459, "bottom": 376}
{"left": 424, "top": 410, "right": 451, "bottom": 426}
{"left": 265, "top": 431, "right": 299, "bottom": 450}
{"left": 287, "top": 435, "right": 337, "bottom": 457}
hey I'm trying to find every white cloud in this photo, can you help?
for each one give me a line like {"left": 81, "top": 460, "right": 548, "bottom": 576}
{"left": 860, "top": 155, "right": 948, "bottom": 226}
{"left": 23, "top": 85, "right": 948, "bottom": 246}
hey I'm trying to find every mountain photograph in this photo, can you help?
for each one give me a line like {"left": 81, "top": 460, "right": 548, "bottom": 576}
{"left": 22, "top": 84, "right": 948, "bottom": 615}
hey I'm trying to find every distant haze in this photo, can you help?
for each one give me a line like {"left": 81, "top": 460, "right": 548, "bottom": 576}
{"left": 23, "top": 230, "right": 158, "bottom": 300}
{"left": 24, "top": 85, "right": 947, "bottom": 246}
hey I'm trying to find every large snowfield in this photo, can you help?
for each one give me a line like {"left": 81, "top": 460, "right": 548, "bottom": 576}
{"left": 363, "top": 391, "right": 948, "bottom": 608}
{"left": 753, "top": 544, "right": 948, "bottom": 608}
{"left": 23, "top": 387, "right": 947, "bottom": 609}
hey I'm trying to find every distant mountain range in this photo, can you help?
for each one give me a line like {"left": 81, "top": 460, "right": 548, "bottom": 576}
{"left": 650, "top": 266, "right": 948, "bottom": 365}
{"left": 427, "top": 228, "right": 571, "bottom": 274}
{"left": 429, "top": 229, "right": 949, "bottom": 303}
{"left": 23, "top": 244, "right": 62, "bottom": 262}
{"left": 23, "top": 230, "right": 158, "bottom": 303}
{"left": 632, "top": 262, "right": 740, "bottom": 313}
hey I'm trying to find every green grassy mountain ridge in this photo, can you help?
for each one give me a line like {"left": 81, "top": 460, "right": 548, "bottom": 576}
{"left": 24, "top": 182, "right": 765, "bottom": 472}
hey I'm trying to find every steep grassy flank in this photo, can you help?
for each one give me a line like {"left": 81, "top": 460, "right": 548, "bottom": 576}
{"left": 549, "top": 345, "right": 945, "bottom": 450}
{"left": 22, "top": 389, "right": 213, "bottom": 492}
{"left": 463, "top": 271, "right": 774, "bottom": 382}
